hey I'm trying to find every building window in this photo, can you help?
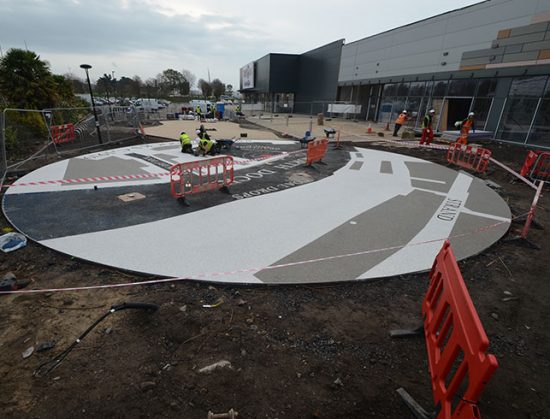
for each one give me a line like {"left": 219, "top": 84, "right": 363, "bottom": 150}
{"left": 433, "top": 81, "right": 448, "bottom": 97}
{"left": 471, "top": 98, "right": 493, "bottom": 130}
{"left": 527, "top": 99, "right": 550, "bottom": 148}
{"left": 509, "top": 76, "right": 547, "bottom": 97}
{"left": 448, "top": 79, "right": 477, "bottom": 97}
{"left": 397, "top": 82, "right": 410, "bottom": 96}
{"left": 477, "top": 79, "right": 497, "bottom": 97}
{"left": 496, "top": 97, "right": 539, "bottom": 142}
{"left": 409, "top": 82, "right": 427, "bottom": 97}
{"left": 383, "top": 83, "right": 397, "bottom": 96}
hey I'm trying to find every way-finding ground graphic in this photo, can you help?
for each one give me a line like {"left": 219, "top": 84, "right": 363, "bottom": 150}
{"left": 2, "top": 140, "right": 511, "bottom": 284}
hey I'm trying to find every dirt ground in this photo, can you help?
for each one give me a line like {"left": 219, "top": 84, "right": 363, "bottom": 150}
{"left": 1, "top": 128, "right": 549, "bottom": 419}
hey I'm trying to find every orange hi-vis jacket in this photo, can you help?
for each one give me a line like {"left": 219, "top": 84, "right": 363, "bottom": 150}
{"left": 395, "top": 113, "right": 408, "bottom": 125}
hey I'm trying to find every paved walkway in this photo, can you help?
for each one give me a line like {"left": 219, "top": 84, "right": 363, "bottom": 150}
{"left": 3, "top": 137, "right": 511, "bottom": 284}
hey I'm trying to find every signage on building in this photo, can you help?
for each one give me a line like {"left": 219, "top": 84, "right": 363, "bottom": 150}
{"left": 240, "top": 62, "right": 255, "bottom": 89}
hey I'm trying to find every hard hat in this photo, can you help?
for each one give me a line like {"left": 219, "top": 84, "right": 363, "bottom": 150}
{"left": 429, "top": 109, "right": 435, "bottom": 114}
{"left": 468, "top": 112, "right": 475, "bottom": 117}
{"left": 402, "top": 110, "right": 407, "bottom": 113}
{"left": 195, "top": 129, "right": 201, "bottom": 134}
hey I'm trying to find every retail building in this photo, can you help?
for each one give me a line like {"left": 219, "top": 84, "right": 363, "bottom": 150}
{"left": 240, "top": 0, "right": 550, "bottom": 148}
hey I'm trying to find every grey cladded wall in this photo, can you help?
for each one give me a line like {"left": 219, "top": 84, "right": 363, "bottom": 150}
{"left": 339, "top": 0, "right": 550, "bottom": 84}
{"left": 295, "top": 39, "right": 344, "bottom": 109}
{"left": 240, "top": 40, "right": 343, "bottom": 111}
{"left": 269, "top": 54, "right": 300, "bottom": 93}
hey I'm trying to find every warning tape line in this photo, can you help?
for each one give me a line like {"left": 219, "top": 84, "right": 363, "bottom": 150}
{"left": 378, "top": 137, "right": 449, "bottom": 150}
{"left": 0, "top": 151, "right": 304, "bottom": 189}
{"left": 0, "top": 215, "right": 518, "bottom": 296}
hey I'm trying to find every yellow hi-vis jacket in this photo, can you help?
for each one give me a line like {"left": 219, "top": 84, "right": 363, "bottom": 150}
{"left": 179, "top": 133, "right": 191, "bottom": 145}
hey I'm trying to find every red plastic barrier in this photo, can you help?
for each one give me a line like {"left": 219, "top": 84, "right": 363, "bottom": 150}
{"left": 519, "top": 150, "right": 542, "bottom": 177}
{"left": 306, "top": 138, "right": 329, "bottom": 166}
{"left": 518, "top": 152, "right": 550, "bottom": 240}
{"left": 170, "top": 155, "right": 234, "bottom": 199}
{"left": 423, "top": 241, "right": 498, "bottom": 419}
{"left": 51, "top": 124, "right": 76, "bottom": 145}
{"left": 528, "top": 152, "right": 550, "bottom": 182}
{"left": 446, "top": 143, "right": 491, "bottom": 174}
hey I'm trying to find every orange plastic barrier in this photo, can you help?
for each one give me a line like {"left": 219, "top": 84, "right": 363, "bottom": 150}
{"left": 170, "top": 155, "right": 234, "bottom": 199}
{"left": 306, "top": 138, "right": 329, "bottom": 166}
{"left": 423, "top": 240, "right": 498, "bottom": 419}
{"left": 446, "top": 143, "right": 491, "bottom": 174}
{"left": 51, "top": 124, "right": 76, "bottom": 145}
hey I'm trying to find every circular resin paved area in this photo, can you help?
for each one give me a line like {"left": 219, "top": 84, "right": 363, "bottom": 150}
{"left": 2, "top": 140, "right": 511, "bottom": 284}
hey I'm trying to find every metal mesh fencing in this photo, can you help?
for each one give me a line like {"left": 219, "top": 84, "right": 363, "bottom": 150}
{"left": 1, "top": 106, "right": 143, "bottom": 183}
{"left": 239, "top": 101, "right": 363, "bottom": 124}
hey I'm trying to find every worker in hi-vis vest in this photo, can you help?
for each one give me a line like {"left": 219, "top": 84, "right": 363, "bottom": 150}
{"left": 195, "top": 105, "right": 202, "bottom": 121}
{"left": 456, "top": 112, "right": 476, "bottom": 145}
{"left": 179, "top": 131, "right": 193, "bottom": 154}
{"left": 419, "top": 109, "right": 435, "bottom": 145}
{"left": 393, "top": 110, "right": 409, "bottom": 137}
{"left": 197, "top": 130, "right": 220, "bottom": 156}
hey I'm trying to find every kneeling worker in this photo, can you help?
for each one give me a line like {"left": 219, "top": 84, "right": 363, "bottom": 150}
{"left": 197, "top": 129, "right": 220, "bottom": 156}
{"left": 179, "top": 131, "right": 193, "bottom": 154}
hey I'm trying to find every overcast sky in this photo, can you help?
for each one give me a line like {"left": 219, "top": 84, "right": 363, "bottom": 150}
{"left": 1, "top": 0, "right": 481, "bottom": 89}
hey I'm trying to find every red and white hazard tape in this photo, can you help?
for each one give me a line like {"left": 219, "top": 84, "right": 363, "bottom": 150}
{"left": 0, "top": 216, "right": 517, "bottom": 296}
{"left": 1, "top": 151, "right": 304, "bottom": 189}
{"left": 379, "top": 137, "right": 449, "bottom": 150}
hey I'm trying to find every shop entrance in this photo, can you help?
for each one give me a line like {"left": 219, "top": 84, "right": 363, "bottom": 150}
{"left": 438, "top": 97, "right": 473, "bottom": 131}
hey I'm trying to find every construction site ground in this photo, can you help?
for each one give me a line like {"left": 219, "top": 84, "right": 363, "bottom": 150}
{"left": 1, "top": 117, "right": 549, "bottom": 418}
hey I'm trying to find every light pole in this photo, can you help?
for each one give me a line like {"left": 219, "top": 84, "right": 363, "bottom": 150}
{"left": 80, "top": 64, "right": 103, "bottom": 144}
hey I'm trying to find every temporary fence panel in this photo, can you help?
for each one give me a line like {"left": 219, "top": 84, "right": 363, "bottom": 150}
{"left": 1, "top": 106, "right": 144, "bottom": 180}
{"left": 518, "top": 151, "right": 550, "bottom": 241}
{"left": 1, "top": 108, "right": 52, "bottom": 175}
{"left": 446, "top": 143, "right": 492, "bottom": 174}
{"left": 423, "top": 240, "right": 498, "bottom": 419}
{"left": 170, "top": 155, "right": 234, "bottom": 199}
{"left": 529, "top": 151, "right": 550, "bottom": 182}
{"left": 519, "top": 150, "right": 542, "bottom": 177}
{"left": 306, "top": 138, "right": 329, "bottom": 166}
{"left": 51, "top": 124, "right": 76, "bottom": 145}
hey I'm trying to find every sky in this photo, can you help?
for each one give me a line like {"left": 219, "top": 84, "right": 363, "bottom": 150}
{"left": 0, "top": 0, "right": 482, "bottom": 89}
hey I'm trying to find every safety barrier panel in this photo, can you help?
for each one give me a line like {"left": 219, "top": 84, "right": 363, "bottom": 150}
{"left": 519, "top": 150, "right": 543, "bottom": 177}
{"left": 529, "top": 151, "right": 550, "bottom": 182}
{"left": 423, "top": 240, "right": 498, "bottom": 419}
{"left": 517, "top": 152, "right": 550, "bottom": 243}
{"left": 306, "top": 138, "right": 329, "bottom": 166}
{"left": 446, "top": 143, "right": 491, "bottom": 174}
{"left": 51, "top": 124, "right": 76, "bottom": 145}
{"left": 170, "top": 155, "right": 234, "bottom": 199}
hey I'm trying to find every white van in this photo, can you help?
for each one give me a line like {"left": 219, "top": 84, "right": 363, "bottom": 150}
{"left": 135, "top": 98, "right": 163, "bottom": 111}
{"left": 190, "top": 100, "right": 213, "bottom": 114}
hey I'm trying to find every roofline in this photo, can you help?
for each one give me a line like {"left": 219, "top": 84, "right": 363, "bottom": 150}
{"left": 345, "top": 1, "right": 489, "bottom": 47}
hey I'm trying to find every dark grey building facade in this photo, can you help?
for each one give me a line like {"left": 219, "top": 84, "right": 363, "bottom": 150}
{"left": 239, "top": 40, "right": 344, "bottom": 114}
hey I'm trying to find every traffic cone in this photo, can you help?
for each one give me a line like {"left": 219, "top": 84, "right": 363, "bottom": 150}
{"left": 367, "top": 123, "right": 373, "bottom": 134}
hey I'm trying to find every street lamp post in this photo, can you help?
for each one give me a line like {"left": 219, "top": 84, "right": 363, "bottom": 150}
{"left": 80, "top": 64, "right": 103, "bottom": 144}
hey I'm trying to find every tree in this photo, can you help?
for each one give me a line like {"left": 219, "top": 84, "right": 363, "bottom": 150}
{"left": 211, "top": 78, "right": 225, "bottom": 100}
{"left": 159, "top": 69, "right": 189, "bottom": 96}
{"left": 97, "top": 73, "right": 115, "bottom": 99}
{"left": 0, "top": 48, "right": 58, "bottom": 109}
{"left": 198, "top": 79, "right": 212, "bottom": 98}
{"left": 118, "top": 76, "right": 140, "bottom": 99}
{"left": 181, "top": 69, "right": 196, "bottom": 90}
{"left": 52, "top": 75, "right": 77, "bottom": 106}
{"left": 144, "top": 77, "right": 158, "bottom": 98}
